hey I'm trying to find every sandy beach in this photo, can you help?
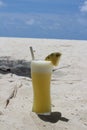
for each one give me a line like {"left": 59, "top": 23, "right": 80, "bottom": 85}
{"left": 0, "top": 37, "right": 87, "bottom": 130}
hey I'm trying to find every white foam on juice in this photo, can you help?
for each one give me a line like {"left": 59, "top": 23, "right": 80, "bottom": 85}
{"left": 31, "top": 60, "right": 53, "bottom": 73}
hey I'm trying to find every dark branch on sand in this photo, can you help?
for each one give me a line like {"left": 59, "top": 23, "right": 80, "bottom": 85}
{"left": 5, "top": 86, "right": 18, "bottom": 108}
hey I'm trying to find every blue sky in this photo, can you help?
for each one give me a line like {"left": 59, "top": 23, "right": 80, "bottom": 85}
{"left": 0, "top": 0, "right": 87, "bottom": 40}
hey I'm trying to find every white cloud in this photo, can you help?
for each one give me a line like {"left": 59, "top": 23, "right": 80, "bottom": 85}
{"left": 0, "top": 1, "right": 5, "bottom": 7}
{"left": 80, "top": 1, "right": 87, "bottom": 12}
{"left": 25, "top": 19, "right": 35, "bottom": 25}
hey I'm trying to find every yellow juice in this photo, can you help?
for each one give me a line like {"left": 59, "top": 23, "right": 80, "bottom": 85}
{"left": 31, "top": 60, "right": 52, "bottom": 114}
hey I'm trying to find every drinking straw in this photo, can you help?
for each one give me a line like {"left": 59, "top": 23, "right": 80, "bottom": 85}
{"left": 30, "top": 46, "right": 35, "bottom": 60}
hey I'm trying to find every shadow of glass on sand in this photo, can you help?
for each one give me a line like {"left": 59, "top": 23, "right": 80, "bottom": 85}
{"left": 38, "top": 111, "right": 69, "bottom": 123}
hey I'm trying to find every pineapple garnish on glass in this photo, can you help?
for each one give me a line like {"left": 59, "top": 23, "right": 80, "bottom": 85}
{"left": 45, "top": 52, "right": 62, "bottom": 66}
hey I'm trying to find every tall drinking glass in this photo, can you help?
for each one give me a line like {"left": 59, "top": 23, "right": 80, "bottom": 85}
{"left": 31, "top": 60, "right": 52, "bottom": 115}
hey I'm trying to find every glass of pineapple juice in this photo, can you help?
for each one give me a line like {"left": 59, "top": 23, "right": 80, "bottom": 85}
{"left": 31, "top": 60, "right": 52, "bottom": 115}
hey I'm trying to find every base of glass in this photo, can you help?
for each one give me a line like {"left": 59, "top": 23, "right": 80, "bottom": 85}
{"left": 37, "top": 112, "right": 51, "bottom": 116}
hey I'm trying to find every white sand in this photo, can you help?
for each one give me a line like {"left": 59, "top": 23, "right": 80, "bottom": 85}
{"left": 0, "top": 37, "right": 87, "bottom": 130}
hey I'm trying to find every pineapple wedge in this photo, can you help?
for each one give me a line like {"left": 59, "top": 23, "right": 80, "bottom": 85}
{"left": 45, "top": 52, "right": 62, "bottom": 66}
